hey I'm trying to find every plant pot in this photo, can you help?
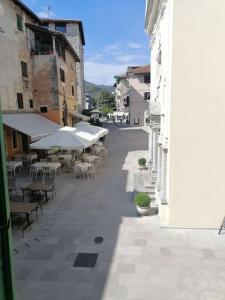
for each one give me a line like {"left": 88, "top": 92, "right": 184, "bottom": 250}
{"left": 138, "top": 164, "right": 146, "bottom": 170}
{"left": 136, "top": 205, "right": 150, "bottom": 216}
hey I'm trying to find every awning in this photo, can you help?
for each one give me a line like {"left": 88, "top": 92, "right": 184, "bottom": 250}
{"left": 2, "top": 113, "right": 60, "bottom": 141}
{"left": 73, "top": 112, "right": 90, "bottom": 121}
{"left": 30, "top": 126, "right": 92, "bottom": 150}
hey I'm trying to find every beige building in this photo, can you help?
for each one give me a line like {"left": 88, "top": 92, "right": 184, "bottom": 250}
{"left": 145, "top": 0, "right": 225, "bottom": 228}
{"left": 40, "top": 19, "right": 85, "bottom": 112}
{"left": 114, "top": 73, "right": 129, "bottom": 112}
{"left": 127, "top": 65, "right": 150, "bottom": 126}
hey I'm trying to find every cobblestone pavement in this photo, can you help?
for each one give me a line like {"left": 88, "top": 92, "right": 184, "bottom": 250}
{"left": 13, "top": 123, "right": 225, "bottom": 300}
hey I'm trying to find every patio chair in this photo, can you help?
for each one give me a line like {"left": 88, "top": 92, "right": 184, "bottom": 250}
{"left": 8, "top": 176, "right": 18, "bottom": 197}
{"left": 42, "top": 166, "right": 54, "bottom": 181}
{"left": 20, "top": 187, "right": 31, "bottom": 202}
{"left": 30, "top": 166, "right": 42, "bottom": 179}
{"left": 87, "top": 164, "right": 96, "bottom": 178}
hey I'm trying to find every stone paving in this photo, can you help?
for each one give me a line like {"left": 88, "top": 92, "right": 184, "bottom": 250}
{"left": 13, "top": 123, "right": 225, "bottom": 300}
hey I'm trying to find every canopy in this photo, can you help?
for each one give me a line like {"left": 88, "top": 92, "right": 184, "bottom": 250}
{"left": 29, "top": 126, "right": 92, "bottom": 150}
{"left": 74, "top": 122, "right": 109, "bottom": 139}
{"left": 73, "top": 112, "right": 90, "bottom": 121}
{"left": 2, "top": 113, "right": 60, "bottom": 141}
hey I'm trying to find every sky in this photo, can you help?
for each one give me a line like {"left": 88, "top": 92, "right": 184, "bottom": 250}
{"left": 22, "top": 0, "right": 150, "bottom": 86}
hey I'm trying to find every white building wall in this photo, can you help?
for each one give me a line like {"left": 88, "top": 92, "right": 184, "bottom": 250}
{"left": 146, "top": 0, "right": 225, "bottom": 228}
{"left": 129, "top": 73, "right": 149, "bottom": 126}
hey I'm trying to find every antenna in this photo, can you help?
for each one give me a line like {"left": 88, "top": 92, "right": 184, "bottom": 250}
{"left": 47, "top": 5, "right": 52, "bottom": 18}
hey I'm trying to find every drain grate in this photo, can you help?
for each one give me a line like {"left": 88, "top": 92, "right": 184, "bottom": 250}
{"left": 94, "top": 236, "right": 103, "bottom": 244}
{"left": 73, "top": 253, "right": 98, "bottom": 268}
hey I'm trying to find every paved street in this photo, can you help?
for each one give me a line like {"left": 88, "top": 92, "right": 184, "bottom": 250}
{"left": 14, "top": 124, "right": 225, "bottom": 300}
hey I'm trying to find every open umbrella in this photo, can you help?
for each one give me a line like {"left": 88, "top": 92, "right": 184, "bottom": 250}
{"left": 30, "top": 126, "right": 92, "bottom": 150}
{"left": 74, "top": 122, "right": 109, "bottom": 139}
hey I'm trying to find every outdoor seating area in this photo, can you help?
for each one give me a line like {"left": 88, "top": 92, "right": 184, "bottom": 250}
{"left": 7, "top": 122, "right": 109, "bottom": 238}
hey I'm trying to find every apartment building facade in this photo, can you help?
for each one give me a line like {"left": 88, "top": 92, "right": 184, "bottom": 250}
{"left": 0, "top": 0, "right": 82, "bottom": 157}
{"left": 114, "top": 73, "right": 129, "bottom": 112}
{"left": 127, "top": 65, "right": 150, "bottom": 127}
{"left": 145, "top": 0, "right": 225, "bottom": 228}
{"left": 40, "top": 19, "right": 85, "bottom": 112}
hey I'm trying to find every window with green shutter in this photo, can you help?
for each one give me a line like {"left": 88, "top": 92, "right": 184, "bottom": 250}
{"left": 16, "top": 14, "right": 23, "bottom": 31}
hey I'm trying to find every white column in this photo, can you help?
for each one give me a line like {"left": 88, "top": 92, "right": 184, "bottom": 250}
{"left": 157, "top": 146, "right": 162, "bottom": 191}
{"left": 148, "top": 129, "right": 153, "bottom": 165}
{"left": 152, "top": 130, "right": 158, "bottom": 172}
{"left": 160, "top": 149, "right": 168, "bottom": 204}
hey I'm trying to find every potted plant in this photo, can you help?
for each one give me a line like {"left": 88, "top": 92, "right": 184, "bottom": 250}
{"left": 134, "top": 192, "right": 151, "bottom": 216}
{"left": 138, "top": 158, "right": 146, "bottom": 170}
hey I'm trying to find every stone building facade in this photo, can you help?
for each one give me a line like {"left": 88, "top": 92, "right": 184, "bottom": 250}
{"left": 0, "top": 0, "right": 81, "bottom": 157}
{"left": 40, "top": 19, "right": 85, "bottom": 112}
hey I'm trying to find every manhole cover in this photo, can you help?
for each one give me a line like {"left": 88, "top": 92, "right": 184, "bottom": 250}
{"left": 73, "top": 253, "right": 98, "bottom": 268}
{"left": 94, "top": 236, "right": 103, "bottom": 244}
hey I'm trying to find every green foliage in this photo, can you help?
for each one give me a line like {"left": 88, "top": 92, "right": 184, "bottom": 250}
{"left": 138, "top": 158, "right": 146, "bottom": 166}
{"left": 134, "top": 193, "right": 151, "bottom": 207}
{"left": 100, "top": 105, "right": 113, "bottom": 116}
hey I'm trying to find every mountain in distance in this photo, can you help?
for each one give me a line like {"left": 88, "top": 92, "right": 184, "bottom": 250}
{"left": 85, "top": 80, "right": 115, "bottom": 95}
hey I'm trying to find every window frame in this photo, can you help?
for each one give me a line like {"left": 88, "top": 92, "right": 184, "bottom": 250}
{"left": 60, "top": 68, "right": 65, "bottom": 83}
{"left": 11, "top": 130, "right": 18, "bottom": 149}
{"left": 29, "top": 99, "right": 33, "bottom": 108}
{"left": 40, "top": 106, "right": 48, "bottom": 113}
{"left": 144, "top": 92, "right": 150, "bottom": 101}
{"left": 21, "top": 61, "right": 28, "bottom": 78}
{"left": 144, "top": 74, "right": 151, "bottom": 84}
{"left": 55, "top": 23, "right": 67, "bottom": 33}
{"left": 16, "top": 14, "right": 23, "bottom": 32}
{"left": 17, "top": 93, "right": 24, "bottom": 109}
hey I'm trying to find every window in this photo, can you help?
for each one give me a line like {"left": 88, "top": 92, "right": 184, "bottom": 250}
{"left": 40, "top": 106, "right": 48, "bottom": 113}
{"left": 11, "top": 130, "right": 18, "bottom": 149}
{"left": 55, "top": 39, "right": 65, "bottom": 60}
{"left": 60, "top": 68, "right": 65, "bottom": 82}
{"left": 144, "top": 74, "right": 150, "bottom": 84}
{"left": 17, "top": 93, "right": 24, "bottom": 109}
{"left": 16, "top": 14, "right": 23, "bottom": 31}
{"left": 29, "top": 99, "right": 33, "bottom": 108}
{"left": 55, "top": 23, "right": 67, "bottom": 33}
{"left": 144, "top": 92, "right": 150, "bottom": 100}
{"left": 21, "top": 61, "right": 28, "bottom": 78}
{"left": 72, "top": 85, "right": 74, "bottom": 96}
{"left": 41, "top": 22, "right": 49, "bottom": 29}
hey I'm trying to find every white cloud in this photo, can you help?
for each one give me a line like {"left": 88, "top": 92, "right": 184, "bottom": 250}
{"left": 84, "top": 61, "right": 128, "bottom": 85}
{"left": 38, "top": 6, "right": 55, "bottom": 18}
{"left": 116, "top": 54, "right": 148, "bottom": 63}
{"left": 127, "top": 42, "right": 142, "bottom": 49}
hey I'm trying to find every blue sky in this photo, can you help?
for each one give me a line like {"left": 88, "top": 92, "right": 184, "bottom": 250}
{"left": 22, "top": 0, "right": 150, "bottom": 85}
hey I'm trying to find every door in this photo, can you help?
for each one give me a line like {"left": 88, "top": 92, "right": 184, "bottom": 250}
{"left": 21, "top": 133, "right": 29, "bottom": 153}
{"left": 0, "top": 111, "right": 16, "bottom": 300}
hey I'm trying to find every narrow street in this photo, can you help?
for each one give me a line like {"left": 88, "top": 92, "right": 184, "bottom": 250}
{"left": 13, "top": 124, "right": 225, "bottom": 300}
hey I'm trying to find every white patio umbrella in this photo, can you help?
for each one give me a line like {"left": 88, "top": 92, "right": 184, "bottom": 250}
{"left": 74, "top": 122, "right": 109, "bottom": 139}
{"left": 29, "top": 126, "right": 92, "bottom": 150}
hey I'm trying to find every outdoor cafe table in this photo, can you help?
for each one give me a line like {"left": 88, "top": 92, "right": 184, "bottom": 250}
{"left": 23, "top": 182, "right": 55, "bottom": 204}
{"left": 32, "top": 162, "right": 61, "bottom": 174}
{"left": 83, "top": 154, "right": 99, "bottom": 163}
{"left": 6, "top": 161, "right": 23, "bottom": 175}
{"left": 10, "top": 201, "right": 38, "bottom": 233}
{"left": 13, "top": 153, "right": 37, "bottom": 163}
